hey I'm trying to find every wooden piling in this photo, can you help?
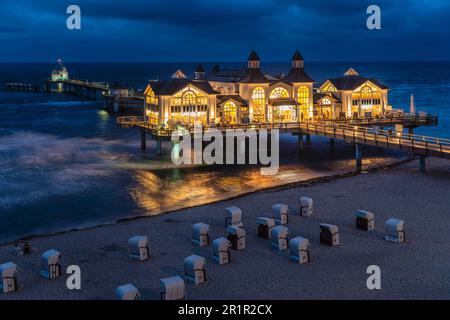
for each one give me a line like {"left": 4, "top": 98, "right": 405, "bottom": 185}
{"left": 355, "top": 143, "right": 362, "bottom": 172}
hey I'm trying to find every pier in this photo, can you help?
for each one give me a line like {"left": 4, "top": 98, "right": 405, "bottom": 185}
{"left": 5, "top": 82, "right": 41, "bottom": 92}
{"left": 44, "top": 79, "right": 110, "bottom": 100}
{"left": 116, "top": 114, "right": 448, "bottom": 171}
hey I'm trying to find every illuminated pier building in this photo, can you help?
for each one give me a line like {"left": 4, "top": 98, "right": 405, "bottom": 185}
{"left": 143, "top": 51, "right": 390, "bottom": 126}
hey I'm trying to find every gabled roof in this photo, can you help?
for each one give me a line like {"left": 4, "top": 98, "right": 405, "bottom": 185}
{"left": 320, "top": 69, "right": 389, "bottom": 91}
{"left": 284, "top": 67, "right": 315, "bottom": 83}
{"left": 147, "top": 79, "right": 219, "bottom": 96}
{"left": 239, "top": 68, "right": 269, "bottom": 84}
{"left": 171, "top": 69, "right": 187, "bottom": 79}
{"left": 217, "top": 95, "right": 249, "bottom": 107}
{"left": 344, "top": 68, "right": 359, "bottom": 76}
{"left": 314, "top": 92, "right": 341, "bottom": 104}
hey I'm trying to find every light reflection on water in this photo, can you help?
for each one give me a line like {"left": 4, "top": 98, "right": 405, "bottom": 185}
{"left": 126, "top": 141, "right": 402, "bottom": 215}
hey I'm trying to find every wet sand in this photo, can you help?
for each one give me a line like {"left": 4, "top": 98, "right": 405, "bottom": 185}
{"left": 1, "top": 157, "right": 449, "bottom": 300}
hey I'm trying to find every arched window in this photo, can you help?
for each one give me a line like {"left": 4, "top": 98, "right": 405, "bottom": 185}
{"left": 182, "top": 90, "right": 196, "bottom": 106}
{"left": 251, "top": 87, "right": 266, "bottom": 123}
{"left": 361, "top": 86, "right": 372, "bottom": 99}
{"left": 270, "top": 87, "right": 289, "bottom": 99}
{"left": 361, "top": 86, "right": 372, "bottom": 106}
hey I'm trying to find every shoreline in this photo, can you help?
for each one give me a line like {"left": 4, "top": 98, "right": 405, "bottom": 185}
{"left": 1, "top": 155, "right": 413, "bottom": 246}
{"left": 1, "top": 156, "right": 448, "bottom": 300}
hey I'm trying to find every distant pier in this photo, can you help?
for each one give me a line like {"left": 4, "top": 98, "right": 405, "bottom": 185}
{"left": 5, "top": 82, "right": 41, "bottom": 92}
{"left": 43, "top": 79, "right": 110, "bottom": 101}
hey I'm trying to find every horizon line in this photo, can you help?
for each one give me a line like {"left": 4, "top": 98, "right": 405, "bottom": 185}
{"left": 1, "top": 60, "right": 450, "bottom": 64}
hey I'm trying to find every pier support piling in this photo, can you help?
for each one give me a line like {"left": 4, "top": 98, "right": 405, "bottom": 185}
{"left": 306, "top": 134, "right": 311, "bottom": 145}
{"left": 408, "top": 127, "right": 414, "bottom": 135}
{"left": 355, "top": 143, "right": 362, "bottom": 172}
{"left": 140, "top": 129, "right": 146, "bottom": 151}
{"left": 329, "top": 138, "right": 335, "bottom": 146}
{"left": 156, "top": 139, "right": 162, "bottom": 156}
{"left": 419, "top": 155, "right": 426, "bottom": 173}
{"left": 298, "top": 134, "right": 304, "bottom": 152}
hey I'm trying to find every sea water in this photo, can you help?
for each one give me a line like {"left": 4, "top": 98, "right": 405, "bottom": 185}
{"left": 0, "top": 62, "right": 448, "bottom": 243}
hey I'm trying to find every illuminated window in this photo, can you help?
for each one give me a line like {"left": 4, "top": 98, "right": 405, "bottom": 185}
{"left": 270, "top": 87, "right": 289, "bottom": 99}
{"left": 146, "top": 87, "right": 159, "bottom": 105}
{"left": 251, "top": 87, "right": 266, "bottom": 123}
{"left": 297, "top": 86, "right": 309, "bottom": 106}
{"left": 223, "top": 101, "right": 237, "bottom": 124}
{"left": 297, "top": 86, "right": 310, "bottom": 120}
{"left": 322, "top": 98, "right": 332, "bottom": 105}
{"left": 361, "top": 86, "right": 372, "bottom": 100}
{"left": 182, "top": 90, "right": 196, "bottom": 106}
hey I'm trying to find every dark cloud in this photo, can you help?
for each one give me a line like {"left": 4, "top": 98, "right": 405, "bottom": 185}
{"left": 0, "top": 0, "right": 449, "bottom": 62}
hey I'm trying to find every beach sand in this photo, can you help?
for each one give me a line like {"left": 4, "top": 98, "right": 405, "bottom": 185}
{"left": 1, "top": 157, "right": 449, "bottom": 300}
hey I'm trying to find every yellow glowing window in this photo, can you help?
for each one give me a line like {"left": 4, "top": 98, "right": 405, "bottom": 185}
{"left": 182, "top": 91, "right": 196, "bottom": 106}
{"left": 361, "top": 86, "right": 372, "bottom": 99}
{"left": 297, "top": 86, "right": 309, "bottom": 106}
{"left": 321, "top": 98, "right": 332, "bottom": 105}
{"left": 251, "top": 87, "right": 266, "bottom": 122}
{"left": 270, "top": 87, "right": 289, "bottom": 99}
{"left": 146, "top": 87, "right": 158, "bottom": 105}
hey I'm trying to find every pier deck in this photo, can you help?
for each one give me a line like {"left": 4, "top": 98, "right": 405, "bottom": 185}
{"left": 117, "top": 114, "right": 449, "bottom": 161}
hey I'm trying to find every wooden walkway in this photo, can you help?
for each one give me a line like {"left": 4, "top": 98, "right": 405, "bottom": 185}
{"left": 45, "top": 79, "right": 110, "bottom": 90}
{"left": 117, "top": 115, "right": 449, "bottom": 160}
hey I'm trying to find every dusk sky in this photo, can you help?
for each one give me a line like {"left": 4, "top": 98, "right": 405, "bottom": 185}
{"left": 1, "top": 0, "right": 450, "bottom": 62}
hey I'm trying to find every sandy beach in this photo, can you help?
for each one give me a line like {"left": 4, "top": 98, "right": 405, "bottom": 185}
{"left": 1, "top": 157, "right": 449, "bottom": 300}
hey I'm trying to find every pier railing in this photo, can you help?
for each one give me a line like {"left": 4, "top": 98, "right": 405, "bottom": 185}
{"left": 116, "top": 116, "right": 450, "bottom": 159}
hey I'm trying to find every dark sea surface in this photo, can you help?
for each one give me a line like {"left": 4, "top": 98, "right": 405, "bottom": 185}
{"left": 0, "top": 62, "right": 449, "bottom": 243}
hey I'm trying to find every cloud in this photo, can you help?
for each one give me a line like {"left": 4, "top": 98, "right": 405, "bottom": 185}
{"left": 0, "top": 0, "right": 450, "bottom": 61}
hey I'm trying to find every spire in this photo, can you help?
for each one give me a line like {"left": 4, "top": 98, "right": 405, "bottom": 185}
{"left": 291, "top": 50, "right": 304, "bottom": 68}
{"left": 195, "top": 65, "right": 205, "bottom": 80}
{"left": 248, "top": 50, "right": 260, "bottom": 69}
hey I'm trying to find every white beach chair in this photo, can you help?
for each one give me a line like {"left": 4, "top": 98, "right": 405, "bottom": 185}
{"left": 0, "top": 262, "right": 18, "bottom": 294}
{"left": 160, "top": 276, "right": 186, "bottom": 300}
{"left": 212, "top": 237, "right": 231, "bottom": 265}
{"left": 355, "top": 210, "right": 375, "bottom": 231}
{"left": 225, "top": 207, "right": 243, "bottom": 227}
{"left": 41, "top": 249, "right": 62, "bottom": 279}
{"left": 192, "top": 223, "right": 210, "bottom": 247}
{"left": 183, "top": 255, "right": 206, "bottom": 285}
{"left": 299, "top": 197, "right": 313, "bottom": 217}
{"left": 319, "top": 224, "right": 339, "bottom": 246}
{"left": 256, "top": 217, "right": 276, "bottom": 239}
{"left": 128, "top": 236, "right": 150, "bottom": 261}
{"left": 116, "top": 283, "right": 140, "bottom": 300}
{"left": 289, "top": 237, "right": 311, "bottom": 264}
{"left": 227, "top": 226, "right": 246, "bottom": 250}
{"left": 385, "top": 218, "right": 406, "bottom": 243}
{"left": 272, "top": 204, "right": 289, "bottom": 225}
{"left": 271, "top": 226, "right": 290, "bottom": 251}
